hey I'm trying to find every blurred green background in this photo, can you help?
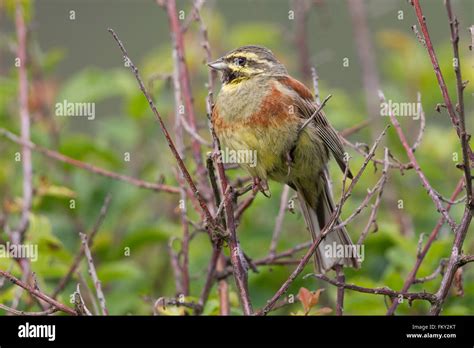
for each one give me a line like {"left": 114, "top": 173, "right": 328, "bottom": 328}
{"left": 0, "top": 0, "right": 472, "bottom": 315}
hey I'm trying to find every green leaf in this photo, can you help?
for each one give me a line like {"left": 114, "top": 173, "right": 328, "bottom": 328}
{"left": 97, "top": 260, "right": 144, "bottom": 282}
{"left": 57, "top": 68, "right": 135, "bottom": 103}
{"left": 120, "top": 225, "right": 178, "bottom": 251}
{"left": 59, "top": 134, "right": 121, "bottom": 168}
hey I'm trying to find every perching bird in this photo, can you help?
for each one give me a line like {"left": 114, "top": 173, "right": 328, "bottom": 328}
{"left": 208, "top": 45, "right": 360, "bottom": 273}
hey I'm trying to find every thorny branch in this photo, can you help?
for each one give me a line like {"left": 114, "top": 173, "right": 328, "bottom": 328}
{"left": 0, "top": 270, "right": 76, "bottom": 316}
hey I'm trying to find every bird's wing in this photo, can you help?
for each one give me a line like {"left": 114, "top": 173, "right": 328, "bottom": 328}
{"left": 276, "top": 76, "right": 352, "bottom": 178}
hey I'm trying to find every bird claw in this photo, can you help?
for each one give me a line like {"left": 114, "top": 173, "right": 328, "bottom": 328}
{"left": 252, "top": 177, "right": 271, "bottom": 197}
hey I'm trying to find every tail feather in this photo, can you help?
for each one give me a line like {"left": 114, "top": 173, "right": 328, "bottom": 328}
{"left": 297, "top": 172, "right": 360, "bottom": 274}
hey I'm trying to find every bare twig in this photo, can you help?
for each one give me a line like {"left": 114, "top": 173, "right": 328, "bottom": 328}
{"left": 171, "top": 40, "right": 190, "bottom": 297}
{"left": 411, "top": 25, "right": 426, "bottom": 47}
{"left": 0, "top": 303, "right": 58, "bottom": 316}
{"left": 0, "top": 128, "right": 180, "bottom": 194}
{"left": 380, "top": 90, "right": 457, "bottom": 232}
{"left": 411, "top": 0, "right": 460, "bottom": 133}
{"left": 443, "top": 0, "right": 472, "bottom": 205}
{"left": 77, "top": 272, "right": 99, "bottom": 314}
{"left": 180, "top": 0, "right": 204, "bottom": 33}
{"left": 168, "top": 237, "right": 184, "bottom": 295}
{"left": 160, "top": 0, "right": 207, "bottom": 183}
{"left": 339, "top": 120, "right": 370, "bottom": 138}
{"left": 269, "top": 185, "right": 291, "bottom": 256}
{"left": 341, "top": 135, "right": 412, "bottom": 170}
{"left": 411, "top": 92, "right": 426, "bottom": 152}
{"left": 52, "top": 194, "right": 112, "bottom": 299}
{"left": 216, "top": 253, "right": 230, "bottom": 315}
{"left": 334, "top": 264, "right": 345, "bottom": 315}
{"left": 191, "top": 2, "right": 253, "bottom": 314}
{"left": 311, "top": 67, "right": 321, "bottom": 105}
{"left": 387, "top": 177, "right": 464, "bottom": 315}
{"left": 13, "top": 0, "right": 32, "bottom": 241}
{"left": 196, "top": 246, "right": 220, "bottom": 314}
{"left": 310, "top": 273, "right": 437, "bottom": 304}
{"left": 215, "top": 179, "right": 253, "bottom": 314}
{"left": 430, "top": 209, "right": 472, "bottom": 314}
{"left": 80, "top": 233, "right": 108, "bottom": 315}
{"left": 357, "top": 147, "right": 390, "bottom": 244}
{"left": 107, "top": 28, "right": 218, "bottom": 233}
{"left": 458, "top": 254, "right": 474, "bottom": 267}
{"left": 180, "top": 116, "right": 211, "bottom": 146}
{"left": 0, "top": 270, "right": 76, "bottom": 315}
{"left": 202, "top": 156, "right": 229, "bottom": 316}
{"left": 411, "top": 1, "right": 473, "bottom": 201}
{"left": 234, "top": 191, "right": 257, "bottom": 222}
{"left": 413, "top": 259, "right": 447, "bottom": 284}
{"left": 72, "top": 284, "right": 93, "bottom": 316}
{"left": 217, "top": 242, "right": 311, "bottom": 280}
{"left": 257, "top": 126, "right": 389, "bottom": 315}
{"left": 334, "top": 147, "right": 389, "bottom": 233}
{"left": 154, "top": 297, "right": 201, "bottom": 312}
{"left": 298, "top": 94, "right": 332, "bottom": 137}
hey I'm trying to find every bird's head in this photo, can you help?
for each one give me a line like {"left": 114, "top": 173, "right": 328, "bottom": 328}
{"left": 208, "top": 45, "right": 287, "bottom": 85}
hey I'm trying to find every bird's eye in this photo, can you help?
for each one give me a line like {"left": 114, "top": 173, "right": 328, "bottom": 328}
{"left": 234, "top": 57, "right": 246, "bottom": 66}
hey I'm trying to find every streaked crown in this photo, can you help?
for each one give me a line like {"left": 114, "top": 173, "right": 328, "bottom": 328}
{"left": 208, "top": 45, "right": 287, "bottom": 84}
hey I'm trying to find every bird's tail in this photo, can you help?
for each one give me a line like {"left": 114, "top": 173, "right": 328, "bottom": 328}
{"left": 297, "top": 172, "right": 360, "bottom": 274}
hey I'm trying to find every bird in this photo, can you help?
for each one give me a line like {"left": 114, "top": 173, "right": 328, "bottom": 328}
{"left": 208, "top": 45, "right": 360, "bottom": 273}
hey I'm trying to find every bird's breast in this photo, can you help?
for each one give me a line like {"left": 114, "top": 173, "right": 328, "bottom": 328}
{"left": 212, "top": 79, "right": 300, "bottom": 179}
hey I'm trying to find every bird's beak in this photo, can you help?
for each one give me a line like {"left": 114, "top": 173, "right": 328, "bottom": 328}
{"left": 207, "top": 58, "right": 227, "bottom": 71}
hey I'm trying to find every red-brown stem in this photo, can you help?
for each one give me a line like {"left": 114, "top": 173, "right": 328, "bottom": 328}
{"left": 381, "top": 91, "right": 457, "bottom": 232}
{"left": 216, "top": 253, "right": 230, "bottom": 315}
{"left": 163, "top": 0, "right": 206, "bottom": 181}
{"left": 412, "top": 0, "right": 474, "bottom": 200}
{"left": 0, "top": 303, "right": 58, "bottom": 316}
{"left": 443, "top": 0, "right": 472, "bottom": 206}
{"left": 411, "top": 0, "right": 460, "bottom": 133}
{"left": 197, "top": 246, "right": 220, "bottom": 314}
{"left": 107, "top": 28, "right": 216, "bottom": 231}
{"left": 214, "top": 166, "right": 253, "bottom": 315}
{"left": 234, "top": 191, "right": 257, "bottom": 222}
{"left": 13, "top": 2, "right": 32, "bottom": 272}
{"left": 0, "top": 270, "right": 76, "bottom": 315}
{"left": 430, "top": 207, "right": 472, "bottom": 314}
{"left": 172, "top": 42, "right": 190, "bottom": 297}
{"left": 334, "top": 264, "right": 345, "bottom": 315}
{"left": 293, "top": 0, "right": 312, "bottom": 80}
{"left": 193, "top": 2, "right": 252, "bottom": 315}
{"left": 313, "top": 273, "right": 437, "bottom": 304}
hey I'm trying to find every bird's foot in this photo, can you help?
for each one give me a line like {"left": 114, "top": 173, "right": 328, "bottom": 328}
{"left": 252, "top": 177, "right": 271, "bottom": 197}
